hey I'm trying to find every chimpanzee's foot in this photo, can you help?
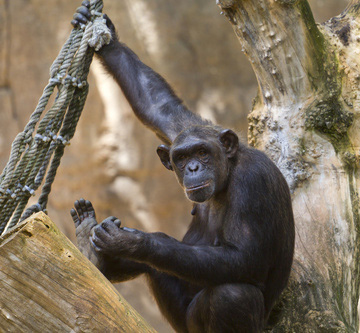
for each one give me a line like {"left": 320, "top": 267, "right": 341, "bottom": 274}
{"left": 71, "top": 199, "right": 101, "bottom": 266}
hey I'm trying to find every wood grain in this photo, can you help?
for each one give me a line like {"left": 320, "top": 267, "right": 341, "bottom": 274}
{"left": 0, "top": 212, "right": 156, "bottom": 333}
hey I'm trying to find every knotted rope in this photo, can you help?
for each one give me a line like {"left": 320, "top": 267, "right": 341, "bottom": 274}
{"left": 0, "top": 0, "right": 110, "bottom": 236}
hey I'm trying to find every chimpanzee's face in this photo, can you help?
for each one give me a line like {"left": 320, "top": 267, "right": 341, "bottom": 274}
{"left": 170, "top": 134, "right": 229, "bottom": 203}
{"left": 156, "top": 127, "right": 239, "bottom": 203}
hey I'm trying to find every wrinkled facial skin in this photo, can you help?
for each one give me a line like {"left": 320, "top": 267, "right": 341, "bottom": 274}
{"left": 171, "top": 136, "right": 229, "bottom": 203}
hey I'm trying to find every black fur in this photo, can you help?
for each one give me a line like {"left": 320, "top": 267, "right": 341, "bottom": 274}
{"left": 71, "top": 8, "right": 295, "bottom": 333}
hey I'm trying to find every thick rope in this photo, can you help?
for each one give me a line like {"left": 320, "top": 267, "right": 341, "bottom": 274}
{"left": 0, "top": 0, "right": 110, "bottom": 235}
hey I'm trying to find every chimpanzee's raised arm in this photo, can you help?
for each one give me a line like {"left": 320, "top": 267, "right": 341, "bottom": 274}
{"left": 97, "top": 39, "right": 209, "bottom": 144}
{"left": 72, "top": 3, "right": 210, "bottom": 145}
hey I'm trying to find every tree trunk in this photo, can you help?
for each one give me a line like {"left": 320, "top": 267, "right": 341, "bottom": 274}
{"left": 217, "top": 0, "right": 360, "bottom": 331}
{"left": 0, "top": 212, "right": 155, "bottom": 333}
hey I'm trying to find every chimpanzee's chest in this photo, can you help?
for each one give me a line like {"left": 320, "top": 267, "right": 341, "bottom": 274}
{"left": 184, "top": 203, "right": 226, "bottom": 246}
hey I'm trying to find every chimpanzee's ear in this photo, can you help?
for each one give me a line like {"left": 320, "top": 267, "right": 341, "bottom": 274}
{"left": 219, "top": 129, "right": 239, "bottom": 158}
{"left": 156, "top": 145, "right": 173, "bottom": 171}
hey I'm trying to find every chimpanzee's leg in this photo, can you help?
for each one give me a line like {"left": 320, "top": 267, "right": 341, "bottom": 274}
{"left": 186, "top": 283, "right": 265, "bottom": 333}
{"left": 147, "top": 270, "right": 199, "bottom": 333}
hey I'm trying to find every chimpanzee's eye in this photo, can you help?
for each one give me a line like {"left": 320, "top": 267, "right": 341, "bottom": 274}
{"left": 175, "top": 154, "right": 187, "bottom": 169}
{"left": 198, "top": 149, "right": 208, "bottom": 158}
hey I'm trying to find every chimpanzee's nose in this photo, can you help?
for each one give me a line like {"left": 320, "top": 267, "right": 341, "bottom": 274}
{"left": 188, "top": 161, "right": 199, "bottom": 172}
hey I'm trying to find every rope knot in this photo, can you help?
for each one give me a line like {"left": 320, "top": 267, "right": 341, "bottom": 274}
{"left": 6, "top": 189, "right": 16, "bottom": 199}
{"left": 56, "top": 135, "right": 70, "bottom": 146}
{"left": 22, "top": 185, "right": 35, "bottom": 196}
{"left": 88, "top": 16, "right": 111, "bottom": 51}
{"left": 35, "top": 134, "right": 51, "bottom": 143}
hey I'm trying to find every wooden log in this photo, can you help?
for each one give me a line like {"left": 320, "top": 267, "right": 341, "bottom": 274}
{"left": 0, "top": 212, "right": 156, "bottom": 333}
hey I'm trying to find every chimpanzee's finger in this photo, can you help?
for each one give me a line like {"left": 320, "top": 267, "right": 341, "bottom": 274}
{"left": 82, "top": 0, "right": 90, "bottom": 8}
{"left": 123, "top": 227, "right": 137, "bottom": 233}
{"left": 90, "top": 235, "right": 103, "bottom": 252}
{"left": 101, "top": 220, "right": 119, "bottom": 233}
{"left": 74, "top": 200, "right": 84, "bottom": 218}
{"left": 79, "top": 198, "right": 89, "bottom": 218}
{"left": 73, "top": 13, "right": 88, "bottom": 25}
{"left": 71, "top": 19, "right": 80, "bottom": 27}
{"left": 70, "top": 208, "right": 80, "bottom": 227}
{"left": 76, "top": 6, "right": 91, "bottom": 19}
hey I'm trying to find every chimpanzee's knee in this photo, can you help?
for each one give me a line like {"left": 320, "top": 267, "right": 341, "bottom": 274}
{"left": 186, "top": 283, "right": 265, "bottom": 333}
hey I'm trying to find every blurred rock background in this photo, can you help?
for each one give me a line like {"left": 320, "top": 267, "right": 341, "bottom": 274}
{"left": 0, "top": 0, "right": 349, "bottom": 331}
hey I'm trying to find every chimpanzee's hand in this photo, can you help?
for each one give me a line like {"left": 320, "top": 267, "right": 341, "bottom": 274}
{"left": 102, "top": 14, "right": 118, "bottom": 41}
{"left": 71, "top": 0, "right": 91, "bottom": 27}
{"left": 90, "top": 218, "right": 148, "bottom": 258}
{"left": 71, "top": 1, "right": 117, "bottom": 42}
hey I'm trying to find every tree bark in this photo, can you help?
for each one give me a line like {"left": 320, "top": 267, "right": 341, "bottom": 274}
{"left": 0, "top": 212, "right": 155, "bottom": 333}
{"left": 217, "top": 0, "right": 360, "bottom": 331}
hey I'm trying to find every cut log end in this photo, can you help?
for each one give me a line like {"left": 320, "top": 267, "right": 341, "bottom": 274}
{"left": 0, "top": 212, "right": 155, "bottom": 333}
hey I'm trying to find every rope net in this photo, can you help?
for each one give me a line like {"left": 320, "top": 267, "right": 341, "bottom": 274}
{"left": 0, "top": 0, "right": 110, "bottom": 236}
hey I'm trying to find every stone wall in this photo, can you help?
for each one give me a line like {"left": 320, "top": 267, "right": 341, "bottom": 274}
{"left": 0, "top": 0, "right": 348, "bottom": 331}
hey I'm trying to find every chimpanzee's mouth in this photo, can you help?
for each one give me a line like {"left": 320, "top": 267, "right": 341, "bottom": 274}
{"left": 186, "top": 181, "right": 211, "bottom": 192}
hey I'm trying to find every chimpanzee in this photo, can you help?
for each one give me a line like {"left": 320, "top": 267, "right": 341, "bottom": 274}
{"left": 70, "top": 2, "right": 295, "bottom": 332}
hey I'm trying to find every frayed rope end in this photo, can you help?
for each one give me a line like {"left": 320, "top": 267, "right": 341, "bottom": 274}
{"left": 88, "top": 17, "right": 112, "bottom": 51}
